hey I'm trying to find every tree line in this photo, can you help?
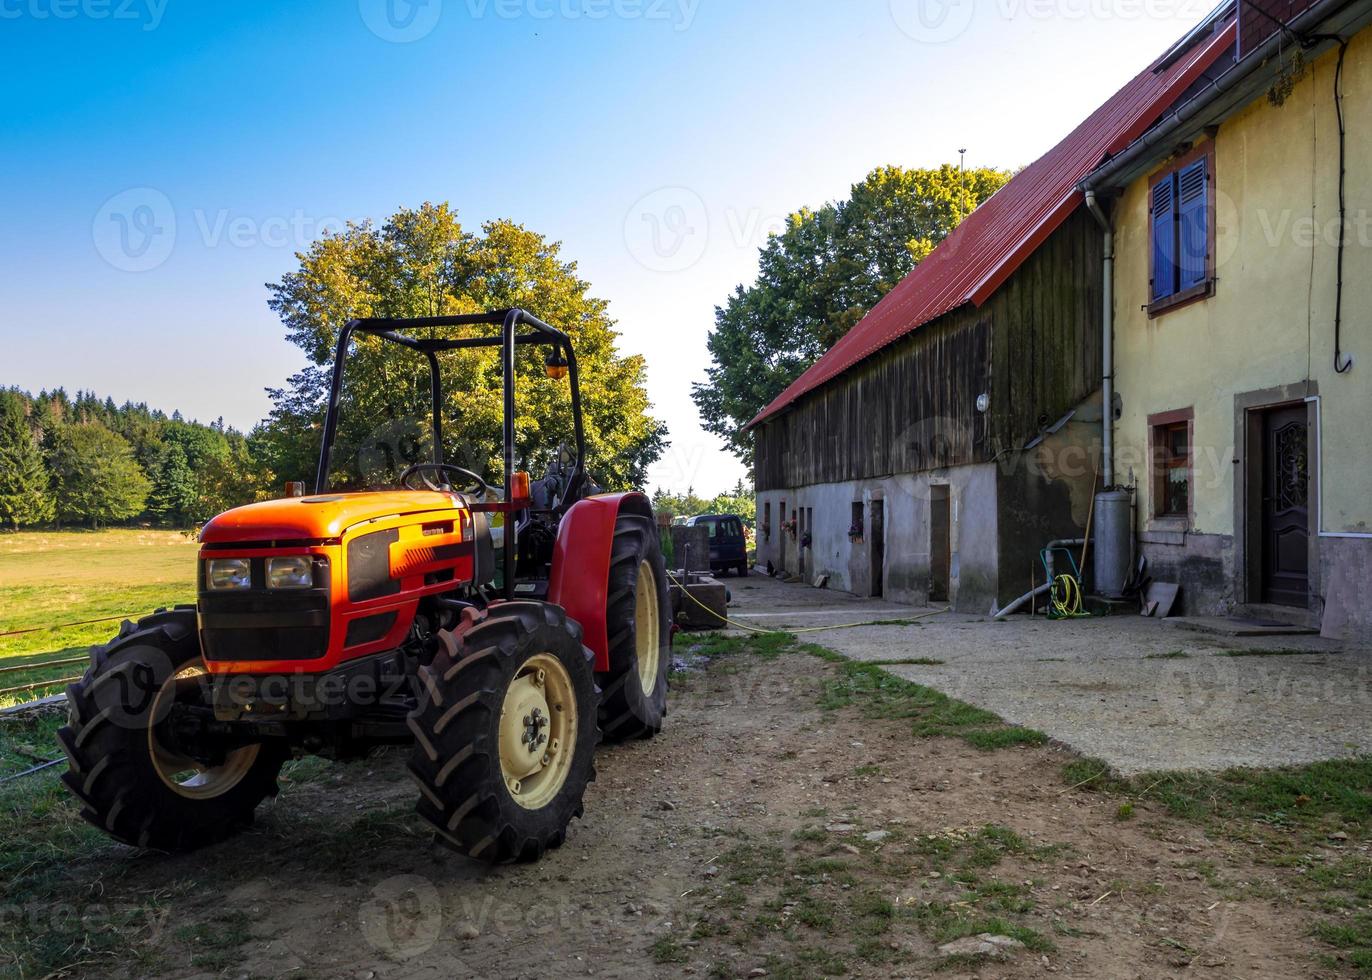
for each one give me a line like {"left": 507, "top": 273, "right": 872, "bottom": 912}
{"left": 0, "top": 202, "right": 667, "bottom": 532}
{"left": 0, "top": 387, "right": 267, "bottom": 531}
{"left": 651, "top": 481, "right": 755, "bottom": 526}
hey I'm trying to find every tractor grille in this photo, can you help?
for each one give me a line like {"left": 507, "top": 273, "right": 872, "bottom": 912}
{"left": 199, "top": 589, "right": 331, "bottom": 663}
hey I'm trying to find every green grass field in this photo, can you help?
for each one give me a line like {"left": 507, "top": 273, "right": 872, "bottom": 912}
{"left": 0, "top": 529, "right": 199, "bottom": 718}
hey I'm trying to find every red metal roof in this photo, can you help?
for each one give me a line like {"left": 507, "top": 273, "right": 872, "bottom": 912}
{"left": 747, "top": 17, "right": 1236, "bottom": 429}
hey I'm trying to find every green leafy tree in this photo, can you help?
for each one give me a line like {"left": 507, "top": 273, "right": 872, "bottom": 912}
{"left": 650, "top": 486, "right": 710, "bottom": 522}
{"left": 48, "top": 422, "right": 151, "bottom": 529}
{"left": 707, "top": 479, "right": 755, "bottom": 525}
{"left": 257, "top": 203, "right": 667, "bottom": 491}
{"left": 199, "top": 434, "right": 273, "bottom": 517}
{"left": 148, "top": 441, "right": 196, "bottom": 525}
{"left": 0, "top": 391, "right": 55, "bottom": 530}
{"left": 651, "top": 479, "right": 755, "bottom": 526}
{"left": 693, "top": 164, "right": 1011, "bottom": 462}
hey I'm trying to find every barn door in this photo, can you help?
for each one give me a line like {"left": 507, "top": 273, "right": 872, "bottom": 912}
{"left": 1260, "top": 405, "right": 1309, "bottom": 607}
{"left": 930, "top": 486, "right": 951, "bottom": 603}
{"left": 870, "top": 500, "right": 885, "bottom": 598}
{"left": 779, "top": 500, "right": 787, "bottom": 575}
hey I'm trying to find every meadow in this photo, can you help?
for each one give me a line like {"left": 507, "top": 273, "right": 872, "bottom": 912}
{"left": 0, "top": 530, "right": 199, "bottom": 772}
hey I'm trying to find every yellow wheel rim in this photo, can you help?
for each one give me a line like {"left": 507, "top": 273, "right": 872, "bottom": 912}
{"left": 634, "top": 559, "right": 661, "bottom": 695}
{"left": 148, "top": 664, "right": 260, "bottom": 800}
{"left": 498, "top": 653, "right": 578, "bottom": 810}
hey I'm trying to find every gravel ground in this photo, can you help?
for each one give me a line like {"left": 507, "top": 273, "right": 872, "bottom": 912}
{"left": 726, "top": 572, "right": 1372, "bottom": 775}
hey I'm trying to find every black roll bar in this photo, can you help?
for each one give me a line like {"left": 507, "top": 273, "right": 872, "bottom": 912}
{"left": 314, "top": 307, "right": 588, "bottom": 534}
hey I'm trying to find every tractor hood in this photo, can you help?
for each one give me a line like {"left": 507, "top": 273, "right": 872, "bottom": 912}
{"left": 199, "top": 491, "right": 467, "bottom": 544}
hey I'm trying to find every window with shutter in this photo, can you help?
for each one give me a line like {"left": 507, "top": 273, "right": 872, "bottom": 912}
{"left": 1176, "top": 158, "right": 1208, "bottom": 290}
{"left": 1147, "top": 145, "right": 1214, "bottom": 313}
{"left": 1151, "top": 177, "right": 1177, "bottom": 302}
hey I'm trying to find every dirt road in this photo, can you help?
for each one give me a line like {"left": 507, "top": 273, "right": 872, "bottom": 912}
{"left": 8, "top": 620, "right": 1349, "bottom": 979}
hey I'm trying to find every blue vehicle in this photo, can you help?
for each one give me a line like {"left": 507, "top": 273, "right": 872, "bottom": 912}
{"left": 685, "top": 514, "right": 750, "bottom": 577}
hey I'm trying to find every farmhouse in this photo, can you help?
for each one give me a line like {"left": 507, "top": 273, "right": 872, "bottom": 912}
{"left": 1083, "top": 0, "right": 1372, "bottom": 641}
{"left": 749, "top": 10, "right": 1237, "bottom": 612}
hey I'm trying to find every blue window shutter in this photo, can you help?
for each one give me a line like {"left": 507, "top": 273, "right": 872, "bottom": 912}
{"left": 1176, "top": 158, "right": 1209, "bottom": 290}
{"left": 1151, "top": 176, "right": 1177, "bottom": 301}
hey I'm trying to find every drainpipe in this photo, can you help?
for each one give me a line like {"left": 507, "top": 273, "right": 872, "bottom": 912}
{"left": 1084, "top": 190, "right": 1114, "bottom": 488}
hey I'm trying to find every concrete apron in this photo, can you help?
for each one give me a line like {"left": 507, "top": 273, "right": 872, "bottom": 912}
{"left": 725, "top": 573, "right": 1369, "bottom": 776}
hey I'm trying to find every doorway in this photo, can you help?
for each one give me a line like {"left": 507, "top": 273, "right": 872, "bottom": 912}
{"left": 1259, "top": 405, "right": 1310, "bottom": 607}
{"left": 779, "top": 500, "right": 787, "bottom": 574}
{"left": 870, "top": 500, "right": 885, "bottom": 598}
{"left": 930, "top": 486, "right": 951, "bottom": 603}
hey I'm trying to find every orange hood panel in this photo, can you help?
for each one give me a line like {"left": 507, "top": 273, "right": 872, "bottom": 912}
{"left": 199, "top": 491, "right": 467, "bottom": 544}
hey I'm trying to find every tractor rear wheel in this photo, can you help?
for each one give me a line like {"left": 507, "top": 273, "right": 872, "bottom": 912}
{"left": 408, "top": 602, "right": 599, "bottom": 863}
{"left": 598, "top": 513, "right": 671, "bottom": 742}
{"left": 58, "top": 608, "right": 288, "bottom": 852}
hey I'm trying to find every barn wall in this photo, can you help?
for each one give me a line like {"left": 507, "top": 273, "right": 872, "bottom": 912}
{"left": 754, "top": 463, "right": 1000, "bottom": 611}
{"left": 754, "top": 206, "right": 1103, "bottom": 493}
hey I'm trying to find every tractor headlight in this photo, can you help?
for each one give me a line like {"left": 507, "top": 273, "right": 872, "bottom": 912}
{"left": 266, "top": 556, "right": 314, "bottom": 590}
{"left": 205, "top": 558, "right": 252, "bottom": 591}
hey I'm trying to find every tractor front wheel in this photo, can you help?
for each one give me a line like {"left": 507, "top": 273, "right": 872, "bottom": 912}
{"left": 408, "top": 602, "right": 599, "bottom": 862}
{"left": 58, "top": 608, "right": 288, "bottom": 851}
{"left": 598, "top": 513, "right": 671, "bottom": 742}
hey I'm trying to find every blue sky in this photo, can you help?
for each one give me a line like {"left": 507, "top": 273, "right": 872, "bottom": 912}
{"left": 1, "top": 0, "right": 1217, "bottom": 494}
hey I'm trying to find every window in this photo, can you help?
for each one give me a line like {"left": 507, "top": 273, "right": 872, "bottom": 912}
{"left": 763, "top": 502, "right": 771, "bottom": 541}
{"left": 698, "top": 517, "right": 740, "bottom": 539}
{"left": 1149, "top": 145, "right": 1213, "bottom": 312}
{"left": 1149, "top": 408, "right": 1194, "bottom": 520}
{"left": 850, "top": 501, "right": 864, "bottom": 540}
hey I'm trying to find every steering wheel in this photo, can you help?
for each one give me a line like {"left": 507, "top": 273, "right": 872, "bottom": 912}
{"left": 399, "top": 463, "right": 491, "bottom": 498}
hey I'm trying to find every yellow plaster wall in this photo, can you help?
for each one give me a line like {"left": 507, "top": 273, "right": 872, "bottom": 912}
{"left": 1113, "top": 33, "right": 1372, "bottom": 535}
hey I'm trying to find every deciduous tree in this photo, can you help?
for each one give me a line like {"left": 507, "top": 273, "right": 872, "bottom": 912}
{"left": 48, "top": 422, "right": 151, "bottom": 529}
{"left": 693, "top": 165, "right": 1011, "bottom": 462}
{"left": 259, "top": 203, "right": 667, "bottom": 491}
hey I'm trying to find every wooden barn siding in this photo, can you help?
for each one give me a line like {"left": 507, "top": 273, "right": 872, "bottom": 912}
{"left": 755, "top": 208, "right": 1102, "bottom": 492}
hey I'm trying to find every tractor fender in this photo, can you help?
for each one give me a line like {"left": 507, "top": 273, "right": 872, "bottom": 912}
{"left": 548, "top": 492, "right": 654, "bottom": 671}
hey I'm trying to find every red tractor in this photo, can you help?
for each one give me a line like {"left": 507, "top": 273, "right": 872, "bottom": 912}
{"left": 59, "top": 310, "right": 670, "bottom": 862}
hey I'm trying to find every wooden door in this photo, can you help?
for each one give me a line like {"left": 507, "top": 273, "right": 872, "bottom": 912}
{"left": 930, "top": 487, "right": 951, "bottom": 603}
{"left": 779, "top": 500, "right": 787, "bottom": 574}
{"left": 870, "top": 500, "right": 885, "bottom": 598}
{"left": 1260, "top": 405, "right": 1309, "bottom": 607}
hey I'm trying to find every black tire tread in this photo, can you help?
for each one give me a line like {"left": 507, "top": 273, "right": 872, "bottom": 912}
{"left": 407, "top": 603, "right": 599, "bottom": 863}
{"left": 57, "top": 608, "right": 287, "bottom": 852}
{"left": 596, "top": 513, "right": 671, "bottom": 742}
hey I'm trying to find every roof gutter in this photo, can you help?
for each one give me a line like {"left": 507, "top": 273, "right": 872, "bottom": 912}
{"left": 1084, "top": 0, "right": 1372, "bottom": 193}
{"left": 1083, "top": 191, "right": 1115, "bottom": 488}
